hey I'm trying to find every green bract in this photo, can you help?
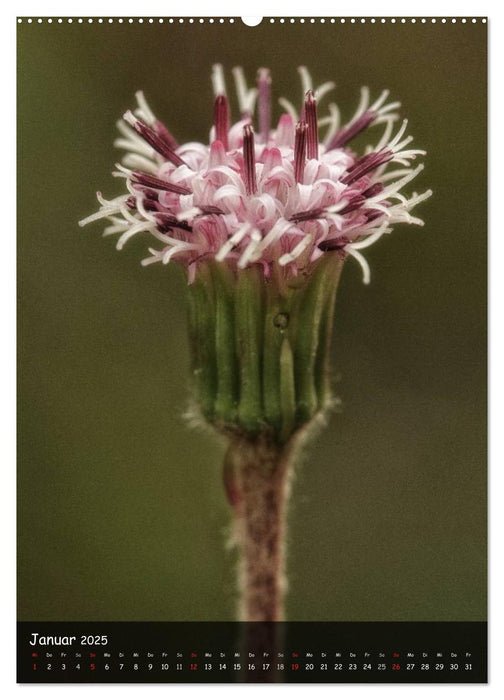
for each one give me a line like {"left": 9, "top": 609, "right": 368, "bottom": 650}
{"left": 187, "top": 253, "right": 344, "bottom": 444}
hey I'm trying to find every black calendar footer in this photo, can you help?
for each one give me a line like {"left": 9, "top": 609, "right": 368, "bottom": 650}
{"left": 17, "top": 621, "right": 487, "bottom": 683}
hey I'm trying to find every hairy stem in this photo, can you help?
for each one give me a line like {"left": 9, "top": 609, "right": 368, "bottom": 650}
{"left": 225, "top": 434, "right": 299, "bottom": 622}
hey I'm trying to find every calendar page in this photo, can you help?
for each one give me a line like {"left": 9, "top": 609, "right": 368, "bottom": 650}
{"left": 17, "top": 14, "right": 487, "bottom": 684}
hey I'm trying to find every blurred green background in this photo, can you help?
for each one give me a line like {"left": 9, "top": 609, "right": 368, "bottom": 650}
{"left": 17, "top": 18, "right": 486, "bottom": 621}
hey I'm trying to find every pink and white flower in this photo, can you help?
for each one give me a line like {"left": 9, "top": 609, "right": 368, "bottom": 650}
{"left": 79, "top": 65, "right": 431, "bottom": 284}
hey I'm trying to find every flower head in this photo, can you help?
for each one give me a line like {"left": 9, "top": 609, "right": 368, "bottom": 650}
{"left": 80, "top": 65, "right": 431, "bottom": 284}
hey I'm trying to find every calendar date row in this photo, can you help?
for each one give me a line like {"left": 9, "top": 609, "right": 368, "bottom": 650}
{"left": 32, "top": 661, "right": 475, "bottom": 672}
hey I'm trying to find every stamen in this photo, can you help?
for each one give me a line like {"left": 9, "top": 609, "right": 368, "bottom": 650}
{"left": 130, "top": 170, "right": 192, "bottom": 195}
{"left": 154, "top": 120, "right": 179, "bottom": 151}
{"left": 257, "top": 68, "right": 272, "bottom": 144}
{"left": 135, "top": 193, "right": 158, "bottom": 212}
{"left": 213, "top": 95, "right": 229, "bottom": 151}
{"left": 328, "top": 110, "right": 377, "bottom": 149}
{"left": 123, "top": 111, "right": 186, "bottom": 167}
{"left": 199, "top": 205, "right": 225, "bottom": 215}
{"left": 362, "top": 182, "right": 384, "bottom": 198}
{"left": 294, "top": 122, "right": 307, "bottom": 183}
{"left": 339, "top": 196, "right": 366, "bottom": 215}
{"left": 289, "top": 207, "right": 325, "bottom": 223}
{"left": 304, "top": 90, "right": 318, "bottom": 159}
{"left": 243, "top": 124, "right": 257, "bottom": 196}
{"left": 341, "top": 150, "right": 393, "bottom": 185}
{"left": 318, "top": 235, "right": 350, "bottom": 252}
{"left": 156, "top": 213, "right": 193, "bottom": 233}
{"left": 365, "top": 210, "right": 385, "bottom": 223}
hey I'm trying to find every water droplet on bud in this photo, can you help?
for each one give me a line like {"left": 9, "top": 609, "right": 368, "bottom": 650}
{"left": 273, "top": 312, "right": 289, "bottom": 330}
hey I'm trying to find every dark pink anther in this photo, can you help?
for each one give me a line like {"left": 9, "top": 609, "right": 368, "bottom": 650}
{"left": 289, "top": 208, "right": 325, "bottom": 223}
{"left": 130, "top": 171, "right": 192, "bottom": 195}
{"left": 362, "top": 182, "right": 385, "bottom": 198}
{"left": 318, "top": 235, "right": 351, "bottom": 252}
{"left": 130, "top": 116, "right": 186, "bottom": 166}
{"left": 304, "top": 90, "right": 318, "bottom": 160}
{"left": 214, "top": 95, "right": 229, "bottom": 151}
{"left": 342, "top": 150, "right": 393, "bottom": 185}
{"left": 294, "top": 122, "right": 307, "bottom": 183}
{"left": 243, "top": 124, "right": 257, "bottom": 196}
{"left": 328, "top": 110, "right": 378, "bottom": 150}
{"left": 154, "top": 119, "right": 179, "bottom": 151}
{"left": 156, "top": 213, "right": 193, "bottom": 233}
{"left": 339, "top": 196, "right": 366, "bottom": 215}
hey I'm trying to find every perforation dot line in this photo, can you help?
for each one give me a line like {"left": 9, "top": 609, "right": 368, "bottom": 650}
{"left": 16, "top": 17, "right": 488, "bottom": 25}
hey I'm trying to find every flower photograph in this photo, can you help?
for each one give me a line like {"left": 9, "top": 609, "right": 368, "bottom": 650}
{"left": 18, "top": 17, "right": 486, "bottom": 637}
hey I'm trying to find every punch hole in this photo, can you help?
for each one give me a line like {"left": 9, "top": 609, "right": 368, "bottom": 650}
{"left": 241, "top": 17, "right": 263, "bottom": 27}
